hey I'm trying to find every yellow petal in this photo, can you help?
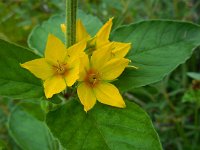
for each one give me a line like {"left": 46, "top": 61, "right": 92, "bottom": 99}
{"left": 111, "top": 42, "right": 131, "bottom": 58}
{"left": 61, "top": 21, "right": 91, "bottom": 42}
{"left": 66, "top": 40, "right": 86, "bottom": 64}
{"left": 100, "top": 58, "right": 130, "bottom": 81}
{"left": 77, "top": 82, "right": 96, "bottom": 112}
{"left": 94, "top": 82, "right": 125, "bottom": 108}
{"left": 79, "top": 52, "right": 90, "bottom": 81}
{"left": 45, "top": 34, "right": 66, "bottom": 64}
{"left": 44, "top": 75, "right": 66, "bottom": 98}
{"left": 60, "top": 24, "right": 66, "bottom": 33}
{"left": 91, "top": 43, "right": 112, "bottom": 70}
{"left": 20, "top": 58, "right": 53, "bottom": 80}
{"left": 76, "top": 19, "right": 91, "bottom": 42}
{"left": 96, "top": 18, "right": 113, "bottom": 48}
{"left": 64, "top": 59, "right": 80, "bottom": 86}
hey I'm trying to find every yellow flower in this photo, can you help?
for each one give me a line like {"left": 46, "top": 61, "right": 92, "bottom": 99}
{"left": 61, "top": 18, "right": 131, "bottom": 58}
{"left": 21, "top": 34, "right": 86, "bottom": 98}
{"left": 77, "top": 45, "right": 130, "bottom": 112}
{"left": 61, "top": 20, "right": 91, "bottom": 43}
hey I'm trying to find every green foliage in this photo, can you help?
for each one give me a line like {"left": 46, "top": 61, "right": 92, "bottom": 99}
{"left": 0, "top": 141, "right": 6, "bottom": 150}
{"left": 0, "top": 0, "right": 65, "bottom": 45}
{"left": 27, "top": 13, "right": 200, "bottom": 94}
{"left": 182, "top": 89, "right": 200, "bottom": 105}
{"left": 28, "top": 10, "right": 103, "bottom": 55}
{"left": 187, "top": 72, "right": 200, "bottom": 80}
{"left": 46, "top": 99, "right": 162, "bottom": 150}
{"left": 0, "top": 39, "right": 44, "bottom": 100}
{"left": 2, "top": 9, "right": 200, "bottom": 150}
{"left": 80, "top": 0, "right": 200, "bottom": 30}
{"left": 1, "top": 1, "right": 200, "bottom": 149}
{"left": 0, "top": 107, "right": 7, "bottom": 150}
{"left": 183, "top": 72, "right": 200, "bottom": 105}
{"left": 4, "top": 95, "right": 163, "bottom": 150}
{"left": 112, "top": 21, "right": 200, "bottom": 91}
{"left": 8, "top": 102, "right": 64, "bottom": 150}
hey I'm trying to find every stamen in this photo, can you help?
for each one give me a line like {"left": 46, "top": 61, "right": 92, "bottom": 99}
{"left": 54, "top": 60, "right": 68, "bottom": 75}
{"left": 84, "top": 69, "right": 100, "bottom": 87}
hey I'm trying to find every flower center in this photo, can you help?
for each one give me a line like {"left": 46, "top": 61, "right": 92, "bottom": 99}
{"left": 85, "top": 69, "right": 100, "bottom": 88}
{"left": 54, "top": 61, "right": 68, "bottom": 75}
{"left": 57, "top": 65, "right": 66, "bottom": 74}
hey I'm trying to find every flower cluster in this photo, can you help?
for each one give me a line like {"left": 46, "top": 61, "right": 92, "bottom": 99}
{"left": 21, "top": 18, "right": 133, "bottom": 111}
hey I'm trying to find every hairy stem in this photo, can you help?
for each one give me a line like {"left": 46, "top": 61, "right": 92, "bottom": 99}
{"left": 66, "top": 0, "right": 77, "bottom": 47}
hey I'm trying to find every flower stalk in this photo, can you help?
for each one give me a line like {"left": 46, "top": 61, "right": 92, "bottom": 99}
{"left": 66, "top": 0, "right": 77, "bottom": 47}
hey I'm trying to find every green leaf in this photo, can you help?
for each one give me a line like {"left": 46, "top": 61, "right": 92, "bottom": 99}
{"left": 46, "top": 100, "right": 162, "bottom": 150}
{"left": 8, "top": 102, "right": 65, "bottom": 150}
{"left": 0, "top": 39, "right": 44, "bottom": 99}
{"left": 28, "top": 10, "right": 103, "bottom": 54}
{"left": 187, "top": 72, "right": 200, "bottom": 80}
{"left": 111, "top": 21, "right": 200, "bottom": 91}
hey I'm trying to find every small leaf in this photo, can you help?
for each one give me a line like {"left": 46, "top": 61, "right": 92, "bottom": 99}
{"left": 8, "top": 102, "right": 65, "bottom": 150}
{"left": 111, "top": 21, "right": 200, "bottom": 91}
{"left": 187, "top": 72, "right": 200, "bottom": 80}
{"left": 0, "top": 39, "right": 44, "bottom": 99}
{"left": 46, "top": 100, "right": 162, "bottom": 150}
{"left": 28, "top": 10, "right": 103, "bottom": 54}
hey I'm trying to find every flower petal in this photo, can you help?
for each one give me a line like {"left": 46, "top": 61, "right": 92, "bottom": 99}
{"left": 91, "top": 43, "right": 112, "bottom": 70}
{"left": 44, "top": 75, "right": 66, "bottom": 98}
{"left": 77, "top": 83, "right": 96, "bottom": 112}
{"left": 64, "top": 59, "right": 80, "bottom": 86}
{"left": 20, "top": 58, "right": 53, "bottom": 80}
{"left": 79, "top": 52, "right": 90, "bottom": 81}
{"left": 45, "top": 34, "right": 66, "bottom": 64}
{"left": 94, "top": 82, "right": 125, "bottom": 108}
{"left": 66, "top": 40, "right": 86, "bottom": 64}
{"left": 76, "top": 19, "right": 91, "bottom": 42}
{"left": 60, "top": 24, "right": 66, "bottom": 33}
{"left": 100, "top": 58, "right": 130, "bottom": 80}
{"left": 61, "top": 20, "right": 91, "bottom": 42}
{"left": 111, "top": 42, "right": 131, "bottom": 58}
{"left": 96, "top": 18, "right": 113, "bottom": 48}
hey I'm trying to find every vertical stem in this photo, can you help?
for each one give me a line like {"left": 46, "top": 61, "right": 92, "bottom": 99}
{"left": 194, "top": 97, "right": 199, "bottom": 147}
{"left": 66, "top": 0, "right": 77, "bottom": 48}
{"left": 181, "top": 64, "right": 188, "bottom": 88}
{"left": 194, "top": 105, "right": 199, "bottom": 128}
{"left": 175, "top": 122, "right": 189, "bottom": 147}
{"left": 161, "top": 78, "right": 176, "bottom": 111}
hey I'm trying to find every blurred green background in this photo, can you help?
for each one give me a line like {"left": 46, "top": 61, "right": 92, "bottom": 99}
{"left": 0, "top": 0, "right": 200, "bottom": 149}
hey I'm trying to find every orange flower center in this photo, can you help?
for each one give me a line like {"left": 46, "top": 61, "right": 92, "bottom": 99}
{"left": 85, "top": 69, "right": 100, "bottom": 88}
{"left": 53, "top": 61, "right": 68, "bottom": 75}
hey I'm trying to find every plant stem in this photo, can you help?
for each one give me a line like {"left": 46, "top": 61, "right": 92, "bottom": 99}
{"left": 181, "top": 64, "right": 188, "bottom": 88}
{"left": 66, "top": 0, "right": 77, "bottom": 48}
{"left": 195, "top": 105, "right": 199, "bottom": 129}
{"left": 194, "top": 95, "right": 200, "bottom": 148}
{"left": 161, "top": 78, "right": 176, "bottom": 112}
{"left": 175, "top": 122, "right": 189, "bottom": 147}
